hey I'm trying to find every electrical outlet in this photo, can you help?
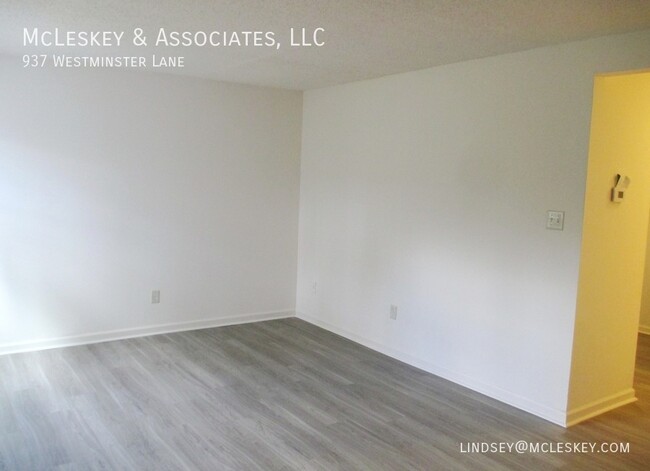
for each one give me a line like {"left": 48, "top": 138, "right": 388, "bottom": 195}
{"left": 390, "top": 305, "right": 398, "bottom": 320}
{"left": 152, "top": 290, "right": 161, "bottom": 304}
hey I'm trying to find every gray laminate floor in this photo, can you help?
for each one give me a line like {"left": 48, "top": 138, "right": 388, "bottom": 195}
{"left": 0, "top": 318, "right": 648, "bottom": 470}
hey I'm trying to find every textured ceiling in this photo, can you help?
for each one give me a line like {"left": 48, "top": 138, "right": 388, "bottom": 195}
{"left": 2, "top": 0, "right": 650, "bottom": 90}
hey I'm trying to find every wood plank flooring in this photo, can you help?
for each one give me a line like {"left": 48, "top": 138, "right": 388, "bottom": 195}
{"left": 0, "top": 318, "right": 648, "bottom": 470}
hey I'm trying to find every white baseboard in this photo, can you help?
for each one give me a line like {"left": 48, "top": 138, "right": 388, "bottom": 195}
{"left": 639, "top": 324, "right": 650, "bottom": 335}
{"left": 0, "top": 310, "right": 295, "bottom": 356}
{"left": 296, "top": 312, "right": 567, "bottom": 427}
{"left": 566, "top": 389, "right": 637, "bottom": 427}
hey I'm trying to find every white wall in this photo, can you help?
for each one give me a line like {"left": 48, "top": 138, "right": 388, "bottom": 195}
{"left": 296, "top": 30, "right": 650, "bottom": 425}
{"left": 0, "top": 55, "right": 302, "bottom": 352}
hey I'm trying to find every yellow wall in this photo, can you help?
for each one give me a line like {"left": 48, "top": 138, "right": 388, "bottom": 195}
{"left": 568, "top": 71, "right": 650, "bottom": 425}
{"left": 640, "top": 214, "right": 650, "bottom": 334}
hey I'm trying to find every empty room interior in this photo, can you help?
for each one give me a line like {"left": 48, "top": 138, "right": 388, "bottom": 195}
{"left": 2, "top": 1, "right": 650, "bottom": 470}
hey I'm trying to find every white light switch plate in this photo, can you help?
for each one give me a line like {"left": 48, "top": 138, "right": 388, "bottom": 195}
{"left": 546, "top": 211, "right": 564, "bottom": 230}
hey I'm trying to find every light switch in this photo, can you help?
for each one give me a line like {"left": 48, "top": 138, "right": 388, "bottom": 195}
{"left": 546, "top": 211, "right": 564, "bottom": 230}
